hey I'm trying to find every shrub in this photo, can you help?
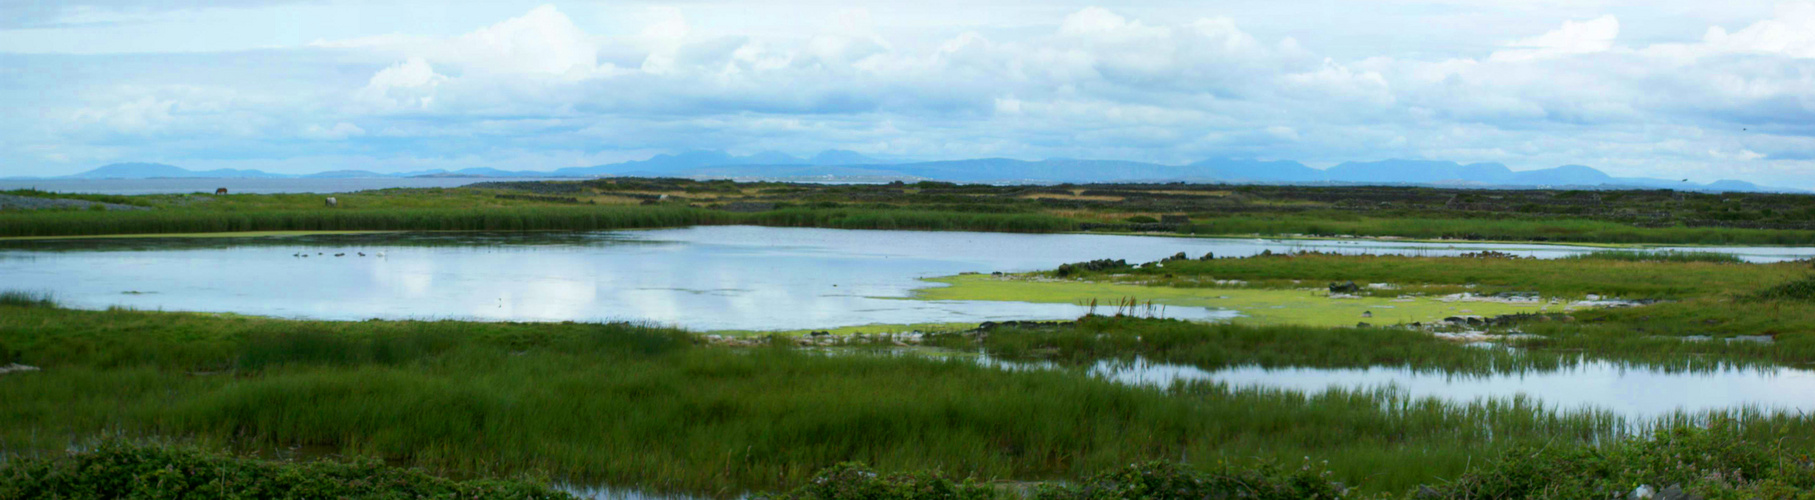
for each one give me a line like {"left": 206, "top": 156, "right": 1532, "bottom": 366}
{"left": 1034, "top": 461, "right": 1347, "bottom": 500}
{"left": 759, "top": 463, "right": 997, "bottom": 500}
{"left": 1416, "top": 425, "right": 1815, "bottom": 499}
{"left": 1750, "top": 275, "right": 1815, "bottom": 302}
{"left": 0, "top": 442, "right": 572, "bottom": 499}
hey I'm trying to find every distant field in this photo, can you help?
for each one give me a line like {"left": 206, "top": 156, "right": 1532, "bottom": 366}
{"left": 8, "top": 179, "right": 1815, "bottom": 244}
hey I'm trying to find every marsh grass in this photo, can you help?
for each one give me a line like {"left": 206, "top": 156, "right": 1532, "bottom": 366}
{"left": 9, "top": 305, "right": 1815, "bottom": 496}
{"left": 1074, "top": 252, "right": 1796, "bottom": 299}
{"left": 1563, "top": 249, "right": 1745, "bottom": 264}
{"left": 0, "top": 290, "right": 54, "bottom": 308}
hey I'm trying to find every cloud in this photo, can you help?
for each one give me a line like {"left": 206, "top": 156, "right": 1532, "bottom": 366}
{"left": 357, "top": 57, "right": 445, "bottom": 110}
{"left": 1492, "top": 15, "right": 1619, "bottom": 61}
{"left": 1701, "top": 2, "right": 1815, "bottom": 58}
{"left": 456, "top": 4, "right": 601, "bottom": 77}
{"left": 8, "top": 2, "right": 1815, "bottom": 189}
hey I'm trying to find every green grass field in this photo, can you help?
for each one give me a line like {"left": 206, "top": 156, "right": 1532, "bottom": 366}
{"left": 7, "top": 290, "right": 1815, "bottom": 497}
{"left": 10, "top": 183, "right": 1815, "bottom": 245}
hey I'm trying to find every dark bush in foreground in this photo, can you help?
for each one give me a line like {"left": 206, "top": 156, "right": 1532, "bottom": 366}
{"left": 761, "top": 461, "right": 1346, "bottom": 500}
{"left": 759, "top": 463, "right": 997, "bottom": 500}
{"left": 1034, "top": 461, "right": 1347, "bottom": 500}
{"left": 1421, "top": 425, "right": 1815, "bottom": 499}
{"left": 0, "top": 443, "right": 573, "bottom": 499}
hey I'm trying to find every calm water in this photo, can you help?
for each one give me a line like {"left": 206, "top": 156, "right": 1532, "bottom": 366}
{"left": 5, "top": 226, "right": 1815, "bottom": 330}
{"left": 0, "top": 177, "right": 559, "bottom": 195}
{"left": 1090, "top": 357, "right": 1815, "bottom": 420}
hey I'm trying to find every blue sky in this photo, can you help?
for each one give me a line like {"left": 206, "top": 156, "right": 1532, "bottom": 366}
{"left": 3, "top": 1, "right": 1813, "bottom": 187}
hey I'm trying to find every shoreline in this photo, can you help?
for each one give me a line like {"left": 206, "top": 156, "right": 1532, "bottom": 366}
{"left": 4, "top": 225, "right": 1806, "bottom": 249}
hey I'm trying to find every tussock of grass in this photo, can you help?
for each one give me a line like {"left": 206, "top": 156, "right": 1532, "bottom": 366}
{"left": 0, "top": 290, "right": 55, "bottom": 308}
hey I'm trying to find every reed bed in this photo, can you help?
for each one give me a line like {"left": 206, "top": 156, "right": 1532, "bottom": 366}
{"left": 1563, "top": 249, "right": 1745, "bottom": 264}
{"left": 7, "top": 304, "right": 1815, "bottom": 496}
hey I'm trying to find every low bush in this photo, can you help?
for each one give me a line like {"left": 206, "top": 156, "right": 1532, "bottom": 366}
{"left": 0, "top": 443, "right": 572, "bottom": 499}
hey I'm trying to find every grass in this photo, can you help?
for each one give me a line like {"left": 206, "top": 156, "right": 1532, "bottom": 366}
{"left": 1181, "top": 213, "right": 1815, "bottom": 245}
{"left": 12, "top": 181, "right": 1815, "bottom": 244}
{"left": 1749, "top": 274, "right": 1815, "bottom": 302}
{"left": 11, "top": 304, "right": 1815, "bottom": 496}
{"left": 956, "top": 316, "right": 1538, "bottom": 373}
{"left": 1037, "top": 251, "right": 1800, "bottom": 299}
{"left": 0, "top": 442, "right": 572, "bottom": 499}
{"left": 914, "top": 274, "right": 1547, "bottom": 327}
{"left": 1563, "top": 249, "right": 1745, "bottom": 264}
{"left": 0, "top": 205, "right": 1076, "bottom": 238}
{"left": 769, "top": 425, "right": 1815, "bottom": 499}
{"left": 0, "top": 290, "right": 54, "bottom": 308}
{"left": 911, "top": 252, "right": 1815, "bottom": 370}
{"left": 0, "top": 230, "right": 398, "bottom": 241}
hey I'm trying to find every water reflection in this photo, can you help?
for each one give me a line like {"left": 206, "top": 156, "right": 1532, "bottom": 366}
{"left": 1090, "top": 357, "right": 1815, "bottom": 420}
{"left": 6, "top": 226, "right": 1815, "bottom": 330}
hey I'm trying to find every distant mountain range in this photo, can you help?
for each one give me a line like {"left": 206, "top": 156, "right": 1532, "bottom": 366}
{"left": 10, "top": 152, "right": 1800, "bottom": 193}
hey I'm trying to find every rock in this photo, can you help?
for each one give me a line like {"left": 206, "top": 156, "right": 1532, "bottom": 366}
{"left": 1415, "top": 485, "right": 1441, "bottom": 499}
{"left": 1629, "top": 484, "right": 1654, "bottom": 499}
{"left": 1197, "top": 252, "right": 1215, "bottom": 261}
{"left": 1443, "top": 315, "right": 1486, "bottom": 326}
{"left": 1356, "top": 322, "right": 1372, "bottom": 328}
{"left": 808, "top": 331, "right": 831, "bottom": 337}
{"left": 1328, "top": 281, "right": 1361, "bottom": 294}
{"left": 1056, "top": 259, "right": 1130, "bottom": 277}
{"left": 0, "top": 363, "right": 40, "bottom": 376}
{"left": 1361, "top": 311, "right": 1373, "bottom": 318}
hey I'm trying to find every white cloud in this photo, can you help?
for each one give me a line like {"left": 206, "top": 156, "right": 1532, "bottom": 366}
{"left": 1701, "top": 2, "right": 1815, "bottom": 58}
{"left": 357, "top": 57, "right": 445, "bottom": 110}
{"left": 1492, "top": 15, "right": 1619, "bottom": 61}
{"left": 453, "top": 5, "right": 601, "bottom": 77}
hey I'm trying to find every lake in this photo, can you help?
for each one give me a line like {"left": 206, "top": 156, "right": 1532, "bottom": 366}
{"left": 5, "top": 226, "right": 1815, "bottom": 330}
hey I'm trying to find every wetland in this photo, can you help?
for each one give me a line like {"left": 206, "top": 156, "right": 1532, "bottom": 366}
{"left": 7, "top": 180, "right": 1815, "bottom": 499}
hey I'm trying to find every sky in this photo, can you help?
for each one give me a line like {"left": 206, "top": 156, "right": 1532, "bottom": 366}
{"left": 2, "top": 1, "right": 1813, "bottom": 187}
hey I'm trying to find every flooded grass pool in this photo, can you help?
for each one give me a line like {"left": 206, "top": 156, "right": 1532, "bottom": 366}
{"left": 1088, "top": 357, "right": 1815, "bottom": 420}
